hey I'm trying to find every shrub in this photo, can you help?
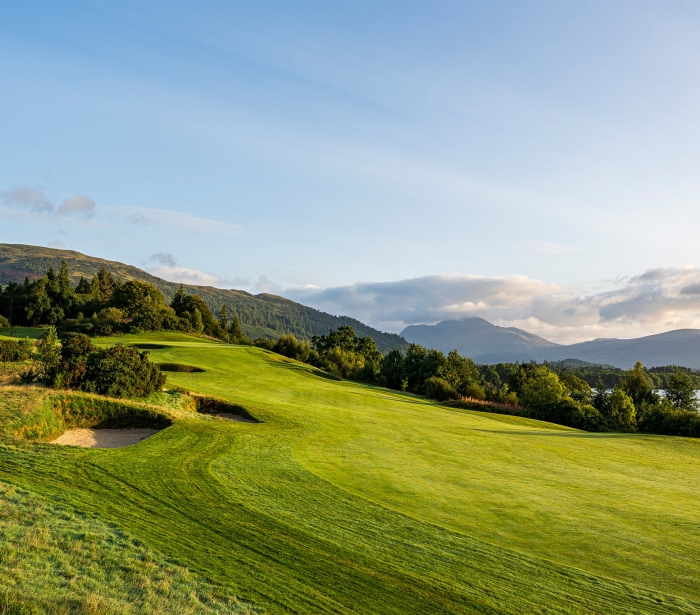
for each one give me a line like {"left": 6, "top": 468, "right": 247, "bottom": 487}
{"left": 638, "top": 400, "right": 700, "bottom": 437}
{"left": 463, "top": 383, "right": 487, "bottom": 401}
{"left": 424, "top": 376, "right": 458, "bottom": 402}
{"left": 82, "top": 344, "right": 166, "bottom": 398}
{"left": 0, "top": 314, "right": 10, "bottom": 327}
{"left": 527, "top": 397, "right": 606, "bottom": 431}
{"left": 0, "top": 338, "right": 33, "bottom": 362}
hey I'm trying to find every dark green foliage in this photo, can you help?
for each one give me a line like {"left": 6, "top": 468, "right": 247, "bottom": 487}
{"left": 97, "top": 265, "right": 116, "bottom": 302}
{"left": 380, "top": 349, "right": 404, "bottom": 390}
{"left": 665, "top": 369, "right": 699, "bottom": 411}
{"left": 1, "top": 246, "right": 408, "bottom": 352}
{"left": 637, "top": 400, "right": 700, "bottom": 437}
{"left": 113, "top": 280, "right": 165, "bottom": 316}
{"left": 424, "top": 376, "right": 458, "bottom": 401}
{"left": 527, "top": 396, "right": 605, "bottom": 431}
{"left": 170, "top": 292, "right": 224, "bottom": 339}
{"left": 0, "top": 338, "right": 33, "bottom": 362}
{"left": 32, "top": 331, "right": 165, "bottom": 399}
{"left": 311, "top": 326, "right": 383, "bottom": 381}
{"left": 81, "top": 344, "right": 166, "bottom": 398}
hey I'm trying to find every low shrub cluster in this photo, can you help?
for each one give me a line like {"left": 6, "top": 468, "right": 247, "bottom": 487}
{"left": 0, "top": 338, "right": 34, "bottom": 362}
{"left": 26, "top": 329, "right": 165, "bottom": 399}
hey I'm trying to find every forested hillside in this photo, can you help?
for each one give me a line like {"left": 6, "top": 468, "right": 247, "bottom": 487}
{"left": 0, "top": 244, "right": 406, "bottom": 352}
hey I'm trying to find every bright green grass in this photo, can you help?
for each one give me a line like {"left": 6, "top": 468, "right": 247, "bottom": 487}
{"left": 0, "top": 327, "right": 45, "bottom": 340}
{"left": 0, "top": 480, "right": 255, "bottom": 615}
{"left": 1, "top": 331, "right": 700, "bottom": 614}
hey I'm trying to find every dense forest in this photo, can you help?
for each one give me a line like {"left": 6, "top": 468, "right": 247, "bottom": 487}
{"left": 0, "top": 244, "right": 406, "bottom": 352}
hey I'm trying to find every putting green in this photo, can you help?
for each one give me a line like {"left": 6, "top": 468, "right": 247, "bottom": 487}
{"left": 1, "top": 331, "right": 699, "bottom": 614}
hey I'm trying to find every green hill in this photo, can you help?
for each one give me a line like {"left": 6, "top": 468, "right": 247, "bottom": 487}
{"left": 2, "top": 331, "right": 700, "bottom": 613}
{"left": 0, "top": 244, "right": 406, "bottom": 352}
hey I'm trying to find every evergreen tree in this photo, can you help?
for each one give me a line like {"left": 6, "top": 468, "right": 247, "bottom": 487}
{"left": 89, "top": 276, "right": 101, "bottom": 300}
{"left": 97, "top": 266, "right": 115, "bottom": 302}
{"left": 218, "top": 304, "right": 229, "bottom": 330}
{"left": 75, "top": 277, "right": 91, "bottom": 294}
{"left": 229, "top": 314, "right": 243, "bottom": 341}
{"left": 191, "top": 308, "right": 204, "bottom": 333}
{"left": 170, "top": 284, "right": 188, "bottom": 315}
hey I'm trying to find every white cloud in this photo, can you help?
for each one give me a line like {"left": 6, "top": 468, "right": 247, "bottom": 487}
{"left": 57, "top": 195, "right": 96, "bottom": 218}
{"left": 149, "top": 265, "right": 226, "bottom": 287}
{"left": 285, "top": 266, "right": 700, "bottom": 344}
{"left": 48, "top": 240, "right": 66, "bottom": 249}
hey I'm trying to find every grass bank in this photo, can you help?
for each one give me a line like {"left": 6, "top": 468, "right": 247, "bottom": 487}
{"left": 0, "top": 331, "right": 699, "bottom": 613}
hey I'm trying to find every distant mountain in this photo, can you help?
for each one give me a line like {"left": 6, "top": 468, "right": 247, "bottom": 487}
{"left": 0, "top": 244, "right": 407, "bottom": 353}
{"left": 401, "top": 317, "right": 560, "bottom": 359}
{"left": 535, "top": 330, "right": 700, "bottom": 370}
{"left": 401, "top": 317, "right": 700, "bottom": 369}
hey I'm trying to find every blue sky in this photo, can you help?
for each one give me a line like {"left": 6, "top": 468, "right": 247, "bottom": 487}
{"left": 2, "top": 1, "right": 700, "bottom": 341}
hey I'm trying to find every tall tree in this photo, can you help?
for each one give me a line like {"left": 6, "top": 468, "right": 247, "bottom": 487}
{"left": 97, "top": 266, "right": 116, "bottom": 303}
{"left": 665, "top": 369, "right": 699, "bottom": 412}
{"left": 170, "top": 284, "right": 188, "bottom": 315}
{"left": 623, "top": 361, "right": 654, "bottom": 408}
{"left": 218, "top": 304, "right": 230, "bottom": 330}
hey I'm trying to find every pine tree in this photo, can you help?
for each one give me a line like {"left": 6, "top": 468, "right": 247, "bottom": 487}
{"left": 229, "top": 314, "right": 243, "bottom": 341}
{"left": 89, "top": 276, "right": 101, "bottom": 300}
{"left": 171, "top": 284, "right": 187, "bottom": 315}
{"left": 191, "top": 308, "right": 204, "bottom": 333}
{"left": 218, "top": 304, "right": 229, "bottom": 330}
{"left": 97, "top": 266, "right": 115, "bottom": 303}
{"left": 75, "top": 277, "right": 91, "bottom": 294}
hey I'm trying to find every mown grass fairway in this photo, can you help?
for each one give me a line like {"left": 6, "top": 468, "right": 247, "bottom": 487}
{"left": 2, "top": 331, "right": 700, "bottom": 613}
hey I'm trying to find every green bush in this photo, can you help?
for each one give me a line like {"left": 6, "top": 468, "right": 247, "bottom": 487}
{"left": 638, "top": 400, "right": 700, "bottom": 437}
{"left": 424, "top": 376, "right": 459, "bottom": 402}
{"left": 82, "top": 345, "right": 166, "bottom": 398}
{"left": 0, "top": 338, "right": 33, "bottom": 362}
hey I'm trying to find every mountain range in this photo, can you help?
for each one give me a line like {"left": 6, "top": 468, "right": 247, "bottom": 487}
{"left": 401, "top": 317, "right": 700, "bottom": 369}
{"left": 0, "top": 244, "right": 407, "bottom": 353}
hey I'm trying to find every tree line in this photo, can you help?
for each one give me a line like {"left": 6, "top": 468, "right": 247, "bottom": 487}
{"left": 543, "top": 361, "right": 700, "bottom": 390}
{"left": 0, "top": 261, "right": 249, "bottom": 343}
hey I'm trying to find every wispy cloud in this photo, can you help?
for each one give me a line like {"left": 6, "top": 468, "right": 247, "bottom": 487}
{"left": 285, "top": 265, "right": 700, "bottom": 344}
{"left": 111, "top": 206, "right": 241, "bottom": 236}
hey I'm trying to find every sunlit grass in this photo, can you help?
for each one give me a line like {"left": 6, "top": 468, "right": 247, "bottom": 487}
{"left": 0, "top": 330, "right": 699, "bottom": 613}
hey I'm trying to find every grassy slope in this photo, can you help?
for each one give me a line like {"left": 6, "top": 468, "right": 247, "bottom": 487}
{"left": 1, "top": 332, "right": 699, "bottom": 614}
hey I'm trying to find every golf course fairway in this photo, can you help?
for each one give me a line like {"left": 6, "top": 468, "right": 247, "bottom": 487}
{"left": 2, "top": 332, "right": 700, "bottom": 614}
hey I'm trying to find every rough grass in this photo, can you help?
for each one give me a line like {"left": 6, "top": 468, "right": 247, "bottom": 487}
{"left": 0, "top": 483, "right": 256, "bottom": 614}
{"left": 1, "top": 331, "right": 700, "bottom": 613}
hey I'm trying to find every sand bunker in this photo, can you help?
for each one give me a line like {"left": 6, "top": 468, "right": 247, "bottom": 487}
{"left": 211, "top": 413, "right": 257, "bottom": 423}
{"left": 51, "top": 428, "right": 161, "bottom": 448}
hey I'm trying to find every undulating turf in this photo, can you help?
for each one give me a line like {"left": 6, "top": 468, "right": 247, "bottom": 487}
{"left": 1, "top": 331, "right": 700, "bottom": 614}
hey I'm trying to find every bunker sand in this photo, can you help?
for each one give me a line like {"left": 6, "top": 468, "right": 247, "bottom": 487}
{"left": 51, "top": 428, "right": 161, "bottom": 448}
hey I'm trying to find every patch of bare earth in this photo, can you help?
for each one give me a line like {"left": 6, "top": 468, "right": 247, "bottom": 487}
{"left": 51, "top": 428, "right": 161, "bottom": 448}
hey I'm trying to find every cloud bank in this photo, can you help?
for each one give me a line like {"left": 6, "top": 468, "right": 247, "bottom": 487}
{"left": 285, "top": 266, "right": 700, "bottom": 344}
{"left": 1, "top": 187, "right": 95, "bottom": 218}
